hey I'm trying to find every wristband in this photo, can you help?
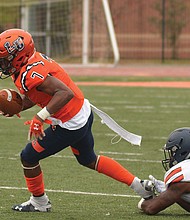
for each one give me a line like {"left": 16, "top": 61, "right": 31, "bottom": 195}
{"left": 37, "top": 107, "right": 51, "bottom": 121}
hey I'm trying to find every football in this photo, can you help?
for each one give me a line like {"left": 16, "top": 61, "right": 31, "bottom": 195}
{"left": 0, "top": 89, "right": 23, "bottom": 116}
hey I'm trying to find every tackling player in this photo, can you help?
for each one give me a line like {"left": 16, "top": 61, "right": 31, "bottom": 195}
{"left": 0, "top": 29, "right": 153, "bottom": 212}
{"left": 138, "top": 127, "right": 190, "bottom": 215}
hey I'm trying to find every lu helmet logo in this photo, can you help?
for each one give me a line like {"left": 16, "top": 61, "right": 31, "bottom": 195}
{"left": 4, "top": 37, "right": 25, "bottom": 54}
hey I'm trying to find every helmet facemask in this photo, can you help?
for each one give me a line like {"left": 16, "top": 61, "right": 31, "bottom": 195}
{"left": 0, "top": 54, "right": 16, "bottom": 79}
{"left": 162, "top": 144, "right": 179, "bottom": 171}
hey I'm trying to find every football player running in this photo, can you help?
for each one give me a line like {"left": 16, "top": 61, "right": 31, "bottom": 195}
{"left": 138, "top": 127, "right": 190, "bottom": 215}
{"left": 0, "top": 29, "right": 153, "bottom": 212}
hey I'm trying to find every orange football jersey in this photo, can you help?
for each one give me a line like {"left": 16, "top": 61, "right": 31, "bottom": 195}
{"left": 12, "top": 52, "right": 84, "bottom": 122}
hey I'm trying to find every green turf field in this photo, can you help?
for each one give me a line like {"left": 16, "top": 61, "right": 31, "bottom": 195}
{"left": 0, "top": 76, "right": 190, "bottom": 219}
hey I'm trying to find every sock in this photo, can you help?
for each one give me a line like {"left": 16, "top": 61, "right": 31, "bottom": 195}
{"left": 31, "top": 194, "right": 49, "bottom": 206}
{"left": 96, "top": 155, "right": 135, "bottom": 186}
{"left": 25, "top": 172, "right": 45, "bottom": 197}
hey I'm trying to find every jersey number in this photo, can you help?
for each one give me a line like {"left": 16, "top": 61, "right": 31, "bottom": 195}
{"left": 31, "top": 72, "right": 44, "bottom": 80}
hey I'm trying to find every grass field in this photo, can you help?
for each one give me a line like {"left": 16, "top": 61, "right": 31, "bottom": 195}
{"left": 0, "top": 76, "right": 190, "bottom": 219}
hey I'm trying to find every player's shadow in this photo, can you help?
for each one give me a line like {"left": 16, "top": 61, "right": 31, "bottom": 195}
{"left": 158, "top": 213, "right": 190, "bottom": 217}
{"left": 139, "top": 212, "right": 190, "bottom": 218}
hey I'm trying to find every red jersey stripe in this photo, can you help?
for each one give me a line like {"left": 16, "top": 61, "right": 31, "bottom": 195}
{"left": 171, "top": 174, "right": 184, "bottom": 183}
{"left": 165, "top": 167, "right": 182, "bottom": 183}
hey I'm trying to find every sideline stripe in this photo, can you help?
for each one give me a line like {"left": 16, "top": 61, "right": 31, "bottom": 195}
{"left": 99, "top": 151, "right": 143, "bottom": 156}
{"left": 76, "top": 81, "right": 190, "bottom": 88}
{"left": 0, "top": 186, "right": 139, "bottom": 198}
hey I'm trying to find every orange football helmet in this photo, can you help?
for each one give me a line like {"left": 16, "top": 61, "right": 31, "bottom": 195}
{"left": 0, "top": 29, "right": 35, "bottom": 79}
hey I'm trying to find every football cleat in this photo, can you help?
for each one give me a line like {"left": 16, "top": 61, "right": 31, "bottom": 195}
{"left": 12, "top": 196, "right": 51, "bottom": 212}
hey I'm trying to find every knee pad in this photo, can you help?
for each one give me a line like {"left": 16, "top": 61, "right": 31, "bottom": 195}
{"left": 20, "top": 142, "right": 40, "bottom": 164}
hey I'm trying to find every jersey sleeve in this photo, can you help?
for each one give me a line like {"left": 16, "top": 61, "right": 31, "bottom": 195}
{"left": 19, "top": 60, "right": 49, "bottom": 93}
{"left": 164, "top": 160, "right": 190, "bottom": 187}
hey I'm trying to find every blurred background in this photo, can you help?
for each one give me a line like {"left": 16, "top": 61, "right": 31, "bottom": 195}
{"left": 0, "top": 2, "right": 190, "bottom": 219}
{"left": 0, "top": 0, "right": 190, "bottom": 65}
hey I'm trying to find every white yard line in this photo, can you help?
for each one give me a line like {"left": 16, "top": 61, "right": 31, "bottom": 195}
{"left": 0, "top": 153, "right": 161, "bottom": 163}
{"left": 0, "top": 186, "right": 139, "bottom": 198}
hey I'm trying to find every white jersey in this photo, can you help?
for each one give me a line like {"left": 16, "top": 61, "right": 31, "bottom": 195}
{"left": 164, "top": 159, "right": 190, "bottom": 203}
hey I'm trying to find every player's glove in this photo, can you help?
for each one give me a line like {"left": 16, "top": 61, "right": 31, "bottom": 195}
{"left": 149, "top": 175, "right": 166, "bottom": 193}
{"left": 24, "top": 115, "right": 45, "bottom": 141}
{"left": 130, "top": 177, "right": 156, "bottom": 199}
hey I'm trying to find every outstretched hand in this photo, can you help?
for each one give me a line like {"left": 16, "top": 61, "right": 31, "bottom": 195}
{"left": 149, "top": 175, "right": 166, "bottom": 193}
{"left": 130, "top": 177, "right": 156, "bottom": 199}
